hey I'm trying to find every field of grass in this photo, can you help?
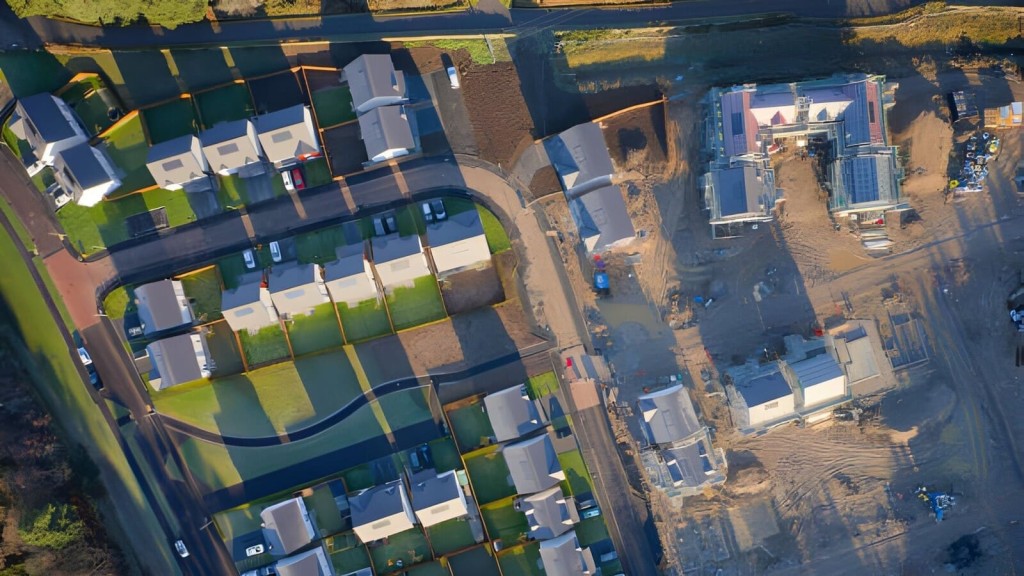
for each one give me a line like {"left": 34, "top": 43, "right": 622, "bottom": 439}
{"left": 341, "top": 463, "right": 375, "bottom": 492}
{"left": 329, "top": 538, "right": 372, "bottom": 575}
{"left": 179, "top": 267, "right": 223, "bottom": 321}
{"left": 377, "top": 385, "right": 437, "bottom": 431}
{"left": 306, "top": 482, "right": 346, "bottom": 536}
{"left": 338, "top": 299, "right": 392, "bottom": 342}
{"left": 287, "top": 302, "right": 344, "bottom": 357}
{"left": 427, "top": 517, "right": 477, "bottom": 556}
{"left": 61, "top": 78, "right": 119, "bottom": 137}
{"left": 238, "top": 324, "right": 290, "bottom": 366}
{"left": 30, "top": 166, "right": 55, "bottom": 194}
{"left": 526, "top": 371, "right": 559, "bottom": 399}
{"left": 152, "top": 349, "right": 363, "bottom": 437}
{"left": 848, "top": 6, "right": 1024, "bottom": 47}
{"left": 386, "top": 275, "right": 445, "bottom": 331}
{"left": 0, "top": 51, "right": 70, "bottom": 97}
{"left": 407, "top": 560, "right": 449, "bottom": 576}
{"left": 480, "top": 497, "right": 528, "bottom": 544}
{"left": 206, "top": 323, "right": 246, "bottom": 376}
{"left": 496, "top": 542, "right": 542, "bottom": 576}
{"left": 311, "top": 86, "right": 355, "bottom": 128}
{"left": 476, "top": 204, "right": 511, "bottom": 253}
{"left": 2, "top": 121, "right": 34, "bottom": 160}
{"left": 214, "top": 173, "right": 256, "bottom": 208}
{"left": 557, "top": 449, "right": 592, "bottom": 496}
{"left": 0, "top": 221, "right": 179, "bottom": 574}
{"left": 403, "top": 39, "right": 507, "bottom": 65}
{"left": 141, "top": 98, "right": 200, "bottom": 144}
{"left": 427, "top": 437, "right": 461, "bottom": 473}
{"left": 295, "top": 225, "right": 347, "bottom": 264}
{"left": 370, "top": 527, "right": 430, "bottom": 574}
{"left": 195, "top": 83, "right": 255, "bottom": 128}
{"left": 447, "top": 402, "right": 494, "bottom": 453}
{"left": 57, "top": 187, "right": 197, "bottom": 254}
{"left": 102, "top": 114, "right": 157, "bottom": 192}
{"left": 574, "top": 515, "right": 609, "bottom": 547}
{"left": 304, "top": 157, "right": 333, "bottom": 187}
{"left": 102, "top": 285, "right": 135, "bottom": 319}
{"left": 464, "top": 447, "right": 514, "bottom": 504}
{"left": 395, "top": 204, "right": 426, "bottom": 237}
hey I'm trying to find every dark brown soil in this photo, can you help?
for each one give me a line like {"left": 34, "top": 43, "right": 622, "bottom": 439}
{"left": 529, "top": 165, "right": 563, "bottom": 198}
{"left": 322, "top": 122, "right": 367, "bottom": 176}
{"left": 440, "top": 265, "right": 504, "bottom": 315}
{"left": 602, "top": 102, "right": 668, "bottom": 171}
{"left": 461, "top": 62, "right": 536, "bottom": 167}
{"left": 303, "top": 69, "right": 345, "bottom": 93}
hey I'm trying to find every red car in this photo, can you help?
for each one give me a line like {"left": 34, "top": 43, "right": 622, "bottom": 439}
{"left": 291, "top": 167, "right": 306, "bottom": 190}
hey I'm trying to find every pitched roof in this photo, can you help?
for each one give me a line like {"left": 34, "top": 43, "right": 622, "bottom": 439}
{"left": 275, "top": 547, "right": 331, "bottom": 576}
{"left": 720, "top": 90, "right": 759, "bottom": 158}
{"left": 350, "top": 481, "right": 415, "bottom": 542}
{"left": 145, "top": 333, "right": 208, "bottom": 390}
{"left": 410, "top": 470, "right": 468, "bottom": 527}
{"left": 520, "top": 486, "right": 578, "bottom": 540}
{"left": 56, "top": 144, "right": 113, "bottom": 189}
{"left": 568, "top": 184, "right": 635, "bottom": 253}
{"left": 663, "top": 440, "right": 715, "bottom": 488}
{"left": 18, "top": 93, "right": 78, "bottom": 144}
{"left": 344, "top": 54, "right": 405, "bottom": 111}
{"left": 637, "top": 384, "right": 701, "bottom": 446}
{"left": 260, "top": 497, "right": 315, "bottom": 556}
{"left": 546, "top": 122, "right": 615, "bottom": 194}
{"left": 146, "top": 135, "right": 206, "bottom": 188}
{"left": 484, "top": 385, "right": 545, "bottom": 442}
{"left": 255, "top": 105, "right": 320, "bottom": 163}
{"left": 711, "top": 162, "right": 774, "bottom": 218}
{"left": 221, "top": 272, "right": 277, "bottom": 333}
{"left": 425, "top": 208, "right": 485, "bottom": 247}
{"left": 268, "top": 262, "right": 325, "bottom": 318}
{"left": 371, "top": 233, "right": 422, "bottom": 263}
{"left": 358, "top": 105, "right": 414, "bottom": 159}
{"left": 134, "top": 279, "right": 192, "bottom": 335}
{"left": 504, "top": 435, "right": 564, "bottom": 494}
{"left": 790, "top": 353, "right": 844, "bottom": 390}
{"left": 200, "top": 120, "right": 262, "bottom": 171}
{"left": 736, "top": 369, "right": 792, "bottom": 407}
{"left": 539, "top": 530, "right": 595, "bottom": 576}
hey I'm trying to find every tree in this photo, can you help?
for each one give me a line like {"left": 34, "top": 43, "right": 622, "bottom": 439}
{"left": 5, "top": 0, "right": 207, "bottom": 29}
{"left": 18, "top": 503, "right": 86, "bottom": 550}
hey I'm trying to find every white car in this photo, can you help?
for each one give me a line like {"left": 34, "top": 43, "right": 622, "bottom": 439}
{"left": 447, "top": 66, "right": 460, "bottom": 89}
{"left": 270, "top": 241, "right": 282, "bottom": 263}
{"left": 281, "top": 169, "right": 295, "bottom": 191}
{"left": 245, "top": 543, "right": 265, "bottom": 557}
{"left": 78, "top": 347, "right": 93, "bottom": 367}
{"left": 174, "top": 539, "right": 189, "bottom": 558}
{"left": 421, "top": 202, "right": 434, "bottom": 222}
{"left": 243, "top": 249, "right": 257, "bottom": 269}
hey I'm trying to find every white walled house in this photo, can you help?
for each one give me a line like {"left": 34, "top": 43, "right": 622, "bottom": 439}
{"left": 322, "top": 245, "right": 378, "bottom": 306}
{"left": 343, "top": 54, "right": 407, "bottom": 115}
{"left": 52, "top": 143, "right": 121, "bottom": 206}
{"left": 786, "top": 353, "right": 847, "bottom": 409}
{"left": 146, "top": 135, "right": 211, "bottom": 192}
{"left": 732, "top": 368, "right": 796, "bottom": 429}
{"left": 350, "top": 481, "right": 416, "bottom": 543}
{"left": 255, "top": 105, "right": 321, "bottom": 167}
{"left": 370, "top": 234, "right": 429, "bottom": 290}
{"left": 9, "top": 93, "right": 88, "bottom": 166}
{"left": 357, "top": 105, "right": 414, "bottom": 164}
{"left": 199, "top": 119, "right": 265, "bottom": 176}
{"left": 426, "top": 209, "right": 491, "bottom": 277}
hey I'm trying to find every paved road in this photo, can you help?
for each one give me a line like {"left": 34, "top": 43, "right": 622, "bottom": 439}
{"left": 1, "top": 0, "right": 970, "bottom": 50}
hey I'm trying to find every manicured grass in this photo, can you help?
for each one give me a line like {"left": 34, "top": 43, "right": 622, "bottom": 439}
{"left": 496, "top": 542, "right": 541, "bottom": 576}
{"left": 217, "top": 253, "right": 253, "bottom": 291}
{"left": 287, "top": 302, "right": 344, "bottom": 357}
{"left": 215, "top": 173, "right": 251, "bottom": 208}
{"left": 0, "top": 197, "right": 34, "bottom": 251}
{"left": 0, "top": 221, "right": 179, "bottom": 574}
{"left": 63, "top": 80, "right": 118, "bottom": 137}
{"left": 176, "top": 398, "right": 386, "bottom": 494}
{"left": 180, "top": 267, "right": 223, "bottom": 321}
{"left": 56, "top": 187, "right": 197, "bottom": 254}
{"left": 2, "top": 121, "right": 34, "bottom": 160}
{"left": 448, "top": 402, "right": 495, "bottom": 453}
{"left": 152, "top": 348, "right": 363, "bottom": 437}
{"left": 557, "top": 449, "right": 593, "bottom": 496}
{"left": 396, "top": 205, "right": 426, "bottom": 237}
{"left": 386, "top": 275, "right": 446, "bottom": 331}
{"left": 378, "top": 385, "right": 437, "bottom": 432}
{"left": 575, "top": 515, "right": 609, "bottom": 547}
{"left": 206, "top": 322, "right": 246, "bottom": 376}
{"left": 102, "top": 114, "right": 157, "bottom": 192}
{"left": 526, "top": 371, "right": 559, "bottom": 400}
{"left": 477, "top": 204, "right": 511, "bottom": 253}
{"left": 407, "top": 560, "right": 449, "bottom": 576}
{"left": 295, "top": 224, "right": 346, "bottom": 264}
{"left": 0, "top": 52, "right": 70, "bottom": 97}
{"left": 427, "top": 517, "right": 477, "bottom": 556}
{"left": 304, "top": 157, "right": 333, "bottom": 187}
{"left": 311, "top": 86, "right": 356, "bottom": 128}
{"left": 212, "top": 502, "right": 262, "bottom": 544}
{"left": 480, "top": 497, "right": 528, "bottom": 544}
{"left": 195, "top": 82, "right": 255, "bottom": 128}
{"left": 369, "top": 527, "right": 430, "bottom": 574}
{"left": 238, "top": 323, "right": 290, "bottom": 366}
{"left": 102, "top": 285, "right": 136, "bottom": 319}
{"left": 141, "top": 98, "right": 200, "bottom": 144}
{"left": 30, "top": 166, "right": 56, "bottom": 193}
{"left": 403, "top": 40, "right": 499, "bottom": 65}
{"left": 464, "top": 448, "right": 514, "bottom": 504}
{"left": 427, "top": 437, "right": 461, "bottom": 473}
{"left": 329, "top": 538, "right": 371, "bottom": 575}
{"left": 305, "top": 482, "right": 346, "bottom": 537}
{"left": 341, "top": 463, "right": 375, "bottom": 492}
{"left": 338, "top": 299, "right": 392, "bottom": 343}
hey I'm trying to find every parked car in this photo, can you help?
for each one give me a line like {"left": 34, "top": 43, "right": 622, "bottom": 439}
{"left": 174, "top": 539, "right": 189, "bottom": 558}
{"left": 291, "top": 167, "right": 305, "bottom": 190}
{"left": 78, "top": 347, "right": 102, "bottom": 390}
{"left": 447, "top": 66, "right": 460, "bottom": 89}
{"left": 422, "top": 202, "right": 434, "bottom": 222}
{"left": 270, "top": 241, "right": 282, "bottom": 263}
{"left": 373, "top": 217, "right": 386, "bottom": 237}
{"left": 243, "top": 249, "right": 256, "bottom": 269}
{"left": 281, "top": 169, "right": 295, "bottom": 191}
{"left": 245, "top": 543, "right": 265, "bottom": 557}
{"left": 581, "top": 507, "right": 602, "bottom": 519}
{"left": 430, "top": 199, "right": 447, "bottom": 221}
{"left": 52, "top": 186, "right": 72, "bottom": 208}
{"left": 384, "top": 214, "right": 397, "bottom": 234}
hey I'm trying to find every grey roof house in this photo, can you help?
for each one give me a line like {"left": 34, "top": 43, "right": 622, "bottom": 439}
{"left": 704, "top": 159, "right": 776, "bottom": 226}
{"left": 636, "top": 384, "right": 701, "bottom": 446}
{"left": 134, "top": 279, "right": 194, "bottom": 335}
{"left": 410, "top": 469, "right": 469, "bottom": 527}
{"left": 199, "top": 119, "right": 265, "bottom": 176}
{"left": 145, "top": 331, "right": 212, "bottom": 391}
{"left": 503, "top": 434, "right": 565, "bottom": 495}
{"left": 322, "top": 244, "right": 378, "bottom": 306}
{"left": 261, "top": 497, "right": 317, "bottom": 557}
{"left": 268, "top": 262, "right": 328, "bottom": 319}
{"left": 274, "top": 547, "right": 333, "bottom": 576}
{"left": 425, "top": 209, "right": 491, "bottom": 277}
{"left": 255, "top": 105, "right": 321, "bottom": 167}
{"left": 539, "top": 530, "right": 596, "bottom": 576}
{"left": 484, "top": 384, "right": 546, "bottom": 442}
{"left": 350, "top": 480, "right": 416, "bottom": 543}
{"left": 357, "top": 105, "right": 414, "bottom": 164}
{"left": 146, "top": 135, "right": 211, "bottom": 192}
{"left": 10, "top": 93, "right": 88, "bottom": 165}
{"left": 222, "top": 272, "right": 279, "bottom": 334}
{"left": 52, "top": 143, "right": 121, "bottom": 207}
{"left": 343, "top": 54, "right": 407, "bottom": 115}
{"left": 516, "top": 486, "right": 579, "bottom": 540}
{"left": 370, "top": 233, "right": 429, "bottom": 289}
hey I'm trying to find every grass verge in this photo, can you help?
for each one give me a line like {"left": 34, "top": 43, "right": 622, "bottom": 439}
{"left": 477, "top": 204, "right": 510, "bottom": 253}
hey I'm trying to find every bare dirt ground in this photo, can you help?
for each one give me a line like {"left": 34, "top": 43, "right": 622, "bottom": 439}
{"left": 439, "top": 264, "right": 504, "bottom": 315}
{"left": 460, "top": 62, "right": 536, "bottom": 168}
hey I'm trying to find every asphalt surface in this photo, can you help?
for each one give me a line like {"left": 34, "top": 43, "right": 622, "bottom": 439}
{"left": 3, "top": 0, "right": 948, "bottom": 50}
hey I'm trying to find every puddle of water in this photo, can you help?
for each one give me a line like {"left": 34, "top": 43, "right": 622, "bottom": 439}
{"left": 599, "top": 299, "right": 665, "bottom": 334}
{"left": 828, "top": 248, "right": 871, "bottom": 273}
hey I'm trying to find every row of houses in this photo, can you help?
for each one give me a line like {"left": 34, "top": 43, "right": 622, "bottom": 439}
{"left": 7, "top": 53, "right": 416, "bottom": 207}
{"left": 703, "top": 74, "right": 904, "bottom": 235}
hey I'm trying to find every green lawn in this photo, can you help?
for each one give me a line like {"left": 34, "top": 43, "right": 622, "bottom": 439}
{"left": 57, "top": 187, "right": 197, "bottom": 254}
{"left": 427, "top": 437, "right": 461, "bottom": 473}
{"left": 447, "top": 402, "right": 495, "bottom": 453}
{"left": 427, "top": 517, "right": 477, "bottom": 556}
{"left": 141, "top": 98, "right": 200, "bottom": 144}
{"left": 304, "top": 156, "right": 333, "bottom": 187}
{"left": 369, "top": 527, "right": 430, "bottom": 574}
{"left": 62, "top": 78, "right": 118, "bottom": 137}
{"left": 102, "top": 285, "right": 136, "bottom": 319}
{"left": 102, "top": 114, "right": 157, "bottom": 193}
{"left": 311, "top": 86, "right": 355, "bottom": 128}
{"left": 338, "top": 299, "right": 392, "bottom": 343}
{"left": 0, "top": 217, "right": 180, "bottom": 574}
{"left": 480, "top": 497, "right": 528, "bottom": 544}
{"left": 575, "top": 516, "right": 609, "bottom": 547}
{"left": 407, "top": 560, "right": 449, "bottom": 576}
{"left": 287, "top": 302, "right": 344, "bottom": 357}
{"left": 497, "top": 542, "right": 542, "bottom": 576}
{"left": 212, "top": 502, "right": 262, "bottom": 544}
{"left": 2, "top": 121, "right": 34, "bottom": 160}
{"left": 238, "top": 323, "right": 290, "bottom": 367}
{"left": 152, "top": 348, "right": 363, "bottom": 437}
{"left": 403, "top": 40, "right": 497, "bottom": 65}
{"left": 386, "top": 275, "right": 446, "bottom": 331}
{"left": 215, "top": 173, "right": 251, "bottom": 208}
{"left": 557, "top": 449, "right": 593, "bottom": 496}
{"left": 30, "top": 166, "right": 56, "bottom": 193}
{"left": 526, "top": 372, "right": 559, "bottom": 400}
{"left": 195, "top": 83, "right": 255, "bottom": 128}
{"left": 341, "top": 463, "right": 375, "bottom": 492}
{"left": 396, "top": 204, "right": 426, "bottom": 237}
{"left": 295, "top": 225, "right": 346, "bottom": 264}
{"left": 477, "top": 205, "right": 511, "bottom": 253}
{"left": 464, "top": 448, "right": 514, "bottom": 504}
{"left": 305, "top": 482, "right": 346, "bottom": 537}
{"left": 329, "top": 538, "right": 371, "bottom": 575}
{"left": 205, "top": 322, "right": 246, "bottom": 376}
{"left": 0, "top": 52, "right": 70, "bottom": 97}
{"left": 179, "top": 267, "right": 223, "bottom": 321}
